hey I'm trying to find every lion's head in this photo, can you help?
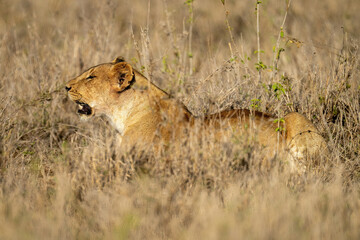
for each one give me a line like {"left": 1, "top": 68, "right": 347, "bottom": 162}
{"left": 65, "top": 57, "right": 135, "bottom": 119}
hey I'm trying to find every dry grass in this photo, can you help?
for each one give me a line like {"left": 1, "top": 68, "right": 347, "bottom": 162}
{"left": 0, "top": 0, "right": 359, "bottom": 239}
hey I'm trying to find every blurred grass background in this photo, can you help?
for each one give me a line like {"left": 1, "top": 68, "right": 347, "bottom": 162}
{"left": 0, "top": 0, "right": 359, "bottom": 239}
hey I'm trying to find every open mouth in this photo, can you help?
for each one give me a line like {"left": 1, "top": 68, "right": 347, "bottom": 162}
{"left": 76, "top": 101, "right": 92, "bottom": 116}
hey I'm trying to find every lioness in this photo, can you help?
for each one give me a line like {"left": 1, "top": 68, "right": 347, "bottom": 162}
{"left": 66, "top": 57, "right": 327, "bottom": 172}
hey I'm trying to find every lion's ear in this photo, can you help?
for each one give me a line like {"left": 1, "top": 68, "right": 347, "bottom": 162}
{"left": 111, "top": 62, "right": 135, "bottom": 92}
{"left": 112, "top": 56, "right": 126, "bottom": 64}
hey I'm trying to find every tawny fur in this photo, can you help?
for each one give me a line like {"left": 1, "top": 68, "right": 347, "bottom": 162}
{"left": 66, "top": 57, "right": 327, "bottom": 172}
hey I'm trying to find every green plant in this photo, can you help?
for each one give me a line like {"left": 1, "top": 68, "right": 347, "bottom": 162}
{"left": 250, "top": 98, "right": 261, "bottom": 110}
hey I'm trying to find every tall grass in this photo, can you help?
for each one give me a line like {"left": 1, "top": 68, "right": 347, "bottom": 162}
{"left": 0, "top": 0, "right": 359, "bottom": 239}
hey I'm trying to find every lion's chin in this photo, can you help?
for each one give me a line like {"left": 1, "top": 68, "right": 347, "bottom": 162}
{"left": 79, "top": 114, "right": 93, "bottom": 121}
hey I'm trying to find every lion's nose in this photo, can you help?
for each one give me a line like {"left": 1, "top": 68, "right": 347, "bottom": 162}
{"left": 65, "top": 86, "right": 72, "bottom": 91}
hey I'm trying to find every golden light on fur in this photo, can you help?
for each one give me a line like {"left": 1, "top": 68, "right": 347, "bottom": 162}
{"left": 66, "top": 58, "right": 328, "bottom": 173}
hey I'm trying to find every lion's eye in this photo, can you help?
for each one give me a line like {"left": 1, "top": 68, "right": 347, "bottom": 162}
{"left": 86, "top": 75, "right": 96, "bottom": 80}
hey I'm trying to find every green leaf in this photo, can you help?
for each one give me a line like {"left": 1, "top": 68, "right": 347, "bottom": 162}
{"left": 221, "top": 0, "right": 225, "bottom": 5}
{"left": 185, "top": 0, "right": 194, "bottom": 6}
{"left": 255, "top": 61, "right": 267, "bottom": 71}
{"left": 230, "top": 56, "right": 237, "bottom": 62}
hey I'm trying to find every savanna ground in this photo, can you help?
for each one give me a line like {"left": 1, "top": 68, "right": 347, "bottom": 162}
{"left": 0, "top": 0, "right": 359, "bottom": 239}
